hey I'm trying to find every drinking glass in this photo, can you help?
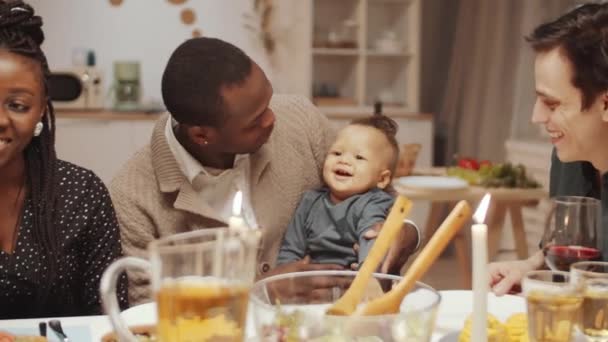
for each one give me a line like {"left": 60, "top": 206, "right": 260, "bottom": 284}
{"left": 100, "top": 227, "right": 260, "bottom": 342}
{"left": 541, "top": 196, "right": 602, "bottom": 271}
{"left": 571, "top": 261, "right": 608, "bottom": 341}
{"left": 523, "top": 270, "right": 583, "bottom": 342}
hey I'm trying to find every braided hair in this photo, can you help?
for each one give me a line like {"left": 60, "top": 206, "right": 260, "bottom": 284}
{"left": 0, "top": 0, "right": 58, "bottom": 293}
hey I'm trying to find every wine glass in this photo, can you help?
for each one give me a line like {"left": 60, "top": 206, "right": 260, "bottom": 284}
{"left": 541, "top": 196, "right": 602, "bottom": 271}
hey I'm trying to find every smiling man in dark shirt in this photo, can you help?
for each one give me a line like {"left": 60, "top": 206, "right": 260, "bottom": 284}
{"left": 489, "top": 3, "right": 608, "bottom": 295}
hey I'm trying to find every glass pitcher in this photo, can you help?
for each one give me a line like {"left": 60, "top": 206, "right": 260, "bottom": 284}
{"left": 100, "top": 227, "right": 260, "bottom": 342}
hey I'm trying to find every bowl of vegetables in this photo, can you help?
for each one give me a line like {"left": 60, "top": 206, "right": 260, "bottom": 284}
{"left": 447, "top": 158, "right": 540, "bottom": 188}
{"left": 249, "top": 270, "right": 441, "bottom": 341}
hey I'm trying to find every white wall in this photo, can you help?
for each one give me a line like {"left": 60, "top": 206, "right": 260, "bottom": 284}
{"left": 508, "top": 0, "right": 576, "bottom": 142}
{"left": 28, "top": 0, "right": 277, "bottom": 106}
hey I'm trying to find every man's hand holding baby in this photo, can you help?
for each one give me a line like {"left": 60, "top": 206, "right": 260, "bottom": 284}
{"left": 350, "top": 221, "right": 420, "bottom": 274}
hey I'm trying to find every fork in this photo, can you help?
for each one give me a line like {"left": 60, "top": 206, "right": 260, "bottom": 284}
{"left": 38, "top": 322, "right": 46, "bottom": 337}
{"left": 48, "top": 320, "right": 69, "bottom": 342}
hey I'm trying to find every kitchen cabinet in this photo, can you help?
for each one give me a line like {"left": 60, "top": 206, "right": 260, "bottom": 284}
{"left": 55, "top": 112, "right": 157, "bottom": 184}
{"left": 307, "top": 0, "right": 421, "bottom": 112}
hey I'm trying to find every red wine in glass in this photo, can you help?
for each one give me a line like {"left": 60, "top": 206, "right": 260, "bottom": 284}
{"left": 543, "top": 245, "right": 602, "bottom": 272}
{"left": 541, "top": 196, "right": 602, "bottom": 271}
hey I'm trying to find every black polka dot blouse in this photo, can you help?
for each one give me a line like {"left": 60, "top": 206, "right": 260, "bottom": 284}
{"left": 0, "top": 160, "right": 129, "bottom": 319}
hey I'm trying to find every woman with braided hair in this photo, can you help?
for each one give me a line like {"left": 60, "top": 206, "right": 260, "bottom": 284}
{"left": 0, "top": 0, "right": 128, "bottom": 318}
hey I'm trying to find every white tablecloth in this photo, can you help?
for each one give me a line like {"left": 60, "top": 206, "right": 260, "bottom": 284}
{"left": 0, "top": 315, "right": 112, "bottom": 341}
{"left": 0, "top": 290, "right": 526, "bottom": 341}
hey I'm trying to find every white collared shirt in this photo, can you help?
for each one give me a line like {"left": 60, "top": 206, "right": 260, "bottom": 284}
{"left": 164, "top": 118, "right": 259, "bottom": 228}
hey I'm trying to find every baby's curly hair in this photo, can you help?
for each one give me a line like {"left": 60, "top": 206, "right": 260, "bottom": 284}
{"left": 350, "top": 114, "right": 400, "bottom": 175}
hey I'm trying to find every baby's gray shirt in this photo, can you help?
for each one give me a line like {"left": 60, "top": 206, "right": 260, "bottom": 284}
{"left": 276, "top": 187, "right": 394, "bottom": 267}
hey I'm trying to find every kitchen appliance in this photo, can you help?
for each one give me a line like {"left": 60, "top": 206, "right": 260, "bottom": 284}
{"left": 48, "top": 67, "right": 104, "bottom": 110}
{"left": 113, "top": 61, "right": 141, "bottom": 111}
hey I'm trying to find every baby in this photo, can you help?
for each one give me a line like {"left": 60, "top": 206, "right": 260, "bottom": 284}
{"left": 276, "top": 115, "right": 403, "bottom": 268}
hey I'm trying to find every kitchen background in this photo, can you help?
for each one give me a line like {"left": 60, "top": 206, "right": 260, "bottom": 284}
{"left": 29, "top": 0, "right": 300, "bottom": 104}
{"left": 26, "top": 0, "right": 587, "bottom": 288}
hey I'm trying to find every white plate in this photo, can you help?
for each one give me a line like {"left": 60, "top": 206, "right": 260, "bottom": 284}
{"left": 396, "top": 176, "right": 469, "bottom": 191}
{"left": 435, "top": 290, "right": 526, "bottom": 333}
{"left": 121, "top": 302, "right": 157, "bottom": 326}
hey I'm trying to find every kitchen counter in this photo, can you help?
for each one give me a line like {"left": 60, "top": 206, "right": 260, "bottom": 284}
{"left": 54, "top": 109, "right": 434, "bottom": 185}
{"left": 55, "top": 109, "right": 434, "bottom": 121}
{"left": 55, "top": 110, "right": 163, "bottom": 121}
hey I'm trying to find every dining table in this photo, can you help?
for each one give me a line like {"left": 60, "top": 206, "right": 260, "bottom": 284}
{"left": 394, "top": 169, "right": 548, "bottom": 288}
{"left": 0, "top": 314, "right": 112, "bottom": 341}
{"left": 0, "top": 290, "right": 528, "bottom": 342}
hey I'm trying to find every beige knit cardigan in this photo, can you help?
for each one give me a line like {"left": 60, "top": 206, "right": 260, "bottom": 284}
{"left": 110, "top": 95, "right": 335, "bottom": 304}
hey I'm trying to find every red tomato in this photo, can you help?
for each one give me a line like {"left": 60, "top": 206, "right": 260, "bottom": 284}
{"left": 479, "top": 160, "right": 492, "bottom": 167}
{"left": 458, "top": 158, "right": 479, "bottom": 170}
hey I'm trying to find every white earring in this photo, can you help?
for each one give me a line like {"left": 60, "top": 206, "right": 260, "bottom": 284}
{"left": 34, "top": 122, "right": 43, "bottom": 137}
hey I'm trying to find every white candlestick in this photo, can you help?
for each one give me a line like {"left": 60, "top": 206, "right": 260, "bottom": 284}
{"left": 471, "top": 222, "right": 488, "bottom": 342}
{"left": 228, "top": 215, "right": 246, "bottom": 231}
{"left": 214, "top": 191, "right": 246, "bottom": 277}
{"left": 232, "top": 191, "right": 243, "bottom": 217}
{"left": 228, "top": 191, "right": 247, "bottom": 232}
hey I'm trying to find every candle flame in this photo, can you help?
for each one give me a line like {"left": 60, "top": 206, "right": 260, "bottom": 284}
{"left": 232, "top": 191, "right": 243, "bottom": 217}
{"left": 473, "top": 193, "right": 491, "bottom": 224}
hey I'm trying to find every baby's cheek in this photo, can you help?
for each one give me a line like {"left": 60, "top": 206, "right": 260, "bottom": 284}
{"left": 321, "top": 167, "right": 332, "bottom": 184}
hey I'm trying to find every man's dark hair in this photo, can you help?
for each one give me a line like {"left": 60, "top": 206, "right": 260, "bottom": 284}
{"left": 0, "top": 0, "right": 58, "bottom": 313}
{"left": 527, "top": 2, "right": 608, "bottom": 110}
{"left": 161, "top": 37, "right": 253, "bottom": 127}
{"left": 351, "top": 114, "right": 400, "bottom": 175}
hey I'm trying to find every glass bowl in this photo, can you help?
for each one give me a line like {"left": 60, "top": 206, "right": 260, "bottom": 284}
{"left": 249, "top": 270, "right": 441, "bottom": 341}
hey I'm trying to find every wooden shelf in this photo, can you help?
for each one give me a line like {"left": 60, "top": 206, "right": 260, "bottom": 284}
{"left": 310, "top": 0, "right": 420, "bottom": 111}
{"left": 313, "top": 48, "right": 360, "bottom": 56}
{"left": 56, "top": 110, "right": 163, "bottom": 121}
{"left": 368, "top": 0, "right": 411, "bottom": 4}
{"left": 319, "top": 105, "right": 432, "bottom": 121}
{"left": 365, "top": 50, "right": 411, "bottom": 58}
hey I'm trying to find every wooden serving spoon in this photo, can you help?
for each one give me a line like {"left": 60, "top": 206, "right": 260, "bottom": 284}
{"left": 358, "top": 200, "right": 472, "bottom": 316}
{"left": 326, "top": 196, "right": 413, "bottom": 316}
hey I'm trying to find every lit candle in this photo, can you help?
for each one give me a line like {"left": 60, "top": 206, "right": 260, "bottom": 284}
{"left": 228, "top": 191, "right": 247, "bottom": 231}
{"left": 214, "top": 191, "right": 247, "bottom": 277}
{"left": 471, "top": 193, "right": 491, "bottom": 342}
{"left": 226, "top": 190, "right": 260, "bottom": 282}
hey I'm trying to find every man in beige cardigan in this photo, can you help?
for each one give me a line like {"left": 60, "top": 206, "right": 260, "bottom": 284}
{"left": 110, "top": 37, "right": 420, "bottom": 304}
